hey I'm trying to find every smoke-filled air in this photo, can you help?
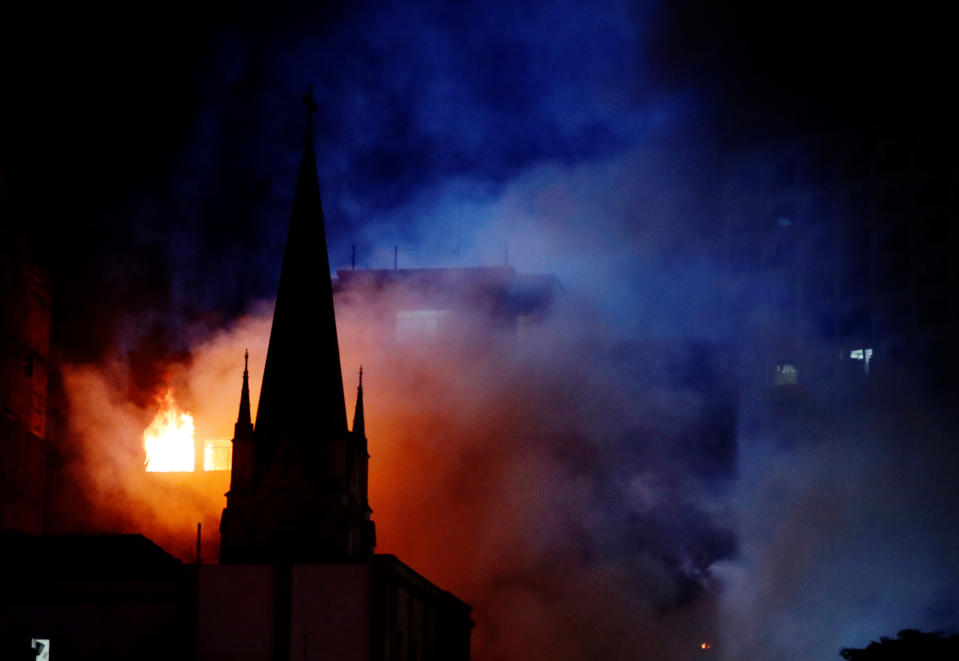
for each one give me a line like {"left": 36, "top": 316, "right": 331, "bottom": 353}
{"left": 20, "top": 0, "right": 959, "bottom": 660}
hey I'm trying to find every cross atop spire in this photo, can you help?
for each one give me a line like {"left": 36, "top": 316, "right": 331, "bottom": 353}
{"left": 303, "top": 83, "right": 318, "bottom": 143}
{"left": 244, "top": 348, "right": 249, "bottom": 375}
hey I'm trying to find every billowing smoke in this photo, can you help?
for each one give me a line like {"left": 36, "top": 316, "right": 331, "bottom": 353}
{"left": 32, "top": 0, "right": 959, "bottom": 659}
{"left": 59, "top": 169, "right": 738, "bottom": 658}
{"left": 54, "top": 307, "right": 273, "bottom": 561}
{"left": 335, "top": 274, "right": 735, "bottom": 659}
{"left": 716, "top": 377, "right": 959, "bottom": 660}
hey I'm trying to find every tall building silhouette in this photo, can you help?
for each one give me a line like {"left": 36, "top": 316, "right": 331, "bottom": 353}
{"left": 717, "top": 125, "right": 959, "bottom": 398}
{"left": 0, "top": 227, "right": 50, "bottom": 535}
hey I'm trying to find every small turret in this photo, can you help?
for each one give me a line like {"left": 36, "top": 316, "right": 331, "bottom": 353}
{"left": 236, "top": 349, "right": 252, "bottom": 433}
{"left": 228, "top": 350, "right": 254, "bottom": 494}
{"left": 352, "top": 366, "right": 365, "bottom": 438}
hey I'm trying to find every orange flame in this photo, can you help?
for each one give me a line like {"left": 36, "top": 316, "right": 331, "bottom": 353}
{"left": 143, "top": 389, "right": 195, "bottom": 472}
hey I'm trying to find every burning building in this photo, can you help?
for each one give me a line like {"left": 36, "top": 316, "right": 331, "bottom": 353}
{"left": 333, "top": 265, "right": 561, "bottom": 344}
{"left": 199, "top": 88, "right": 472, "bottom": 660}
{"left": 1, "top": 89, "right": 471, "bottom": 660}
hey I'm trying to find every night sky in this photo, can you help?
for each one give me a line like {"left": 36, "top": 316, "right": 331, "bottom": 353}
{"left": 14, "top": 0, "right": 954, "bottom": 359}
{"left": 6, "top": 2, "right": 959, "bottom": 659}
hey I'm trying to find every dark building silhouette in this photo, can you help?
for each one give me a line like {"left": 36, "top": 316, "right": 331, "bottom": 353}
{"left": 0, "top": 531, "right": 192, "bottom": 661}
{"left": 0, "top": 226, "right": 50, "bottom": 535}
{"left": 333, "top": 266, "right": 561, "bottom": 343}
{"left": 219, "top": 108, "right": 373, "bottom": 561}
{"left": 2, "top": 89, "right": 471, "bottom": 661}
{"left": 204, "top": 88, "right": 471, "bottom": 660}
{"left": 718, "top": 125, "right": 959, "bottom": 397}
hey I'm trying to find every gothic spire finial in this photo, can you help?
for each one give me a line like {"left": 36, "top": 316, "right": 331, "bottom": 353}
{"left": 237, "top": 350, "right": 252, "bottom": 429}
{"left": 352, "top": 366, "right": 365, "bottom": 438}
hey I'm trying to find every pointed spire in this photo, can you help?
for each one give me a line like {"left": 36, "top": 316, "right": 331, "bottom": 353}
{"left": 237, "top": 349, "right": 252, "bottom": 429}
{"left": 253, "top": 84, "right": 348, "bottom": 479}
{"left": 352, "top": 366, "right": 365, "bottom": 437}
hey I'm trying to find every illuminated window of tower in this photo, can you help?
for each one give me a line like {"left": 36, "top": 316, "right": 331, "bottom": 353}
{"left": 849, "top": 348, "right": 873, "bottom": 374}
{"left": 203, "top": 439, "right": 232, "bottom": 471}
{"left": 774, "top": 364, "right": 798, "bottom": 386}
{"left": 395, "top": 309, "right": 453, "bottom": 341}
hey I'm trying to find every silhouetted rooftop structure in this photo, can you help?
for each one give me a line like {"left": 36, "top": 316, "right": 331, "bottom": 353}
{"left": 334, "top": 265, "right": 562, "bottom": 341}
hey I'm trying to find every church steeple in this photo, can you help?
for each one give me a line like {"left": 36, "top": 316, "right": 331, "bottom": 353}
{"left": 352, "top": 366, "right": 365, "bottom": 438}
{"left": 221, "top": 85, "right": 374, "bottom": 563}
{"left": 252, "top": 83, "right": 348, "bottom": 480}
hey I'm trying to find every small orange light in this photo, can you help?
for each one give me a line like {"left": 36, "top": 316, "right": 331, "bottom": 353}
{"left": 701, "top": 642, "right": 712, "bottom": 650}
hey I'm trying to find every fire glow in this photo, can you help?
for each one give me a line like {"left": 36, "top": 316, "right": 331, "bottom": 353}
{"left": 143, "top": 389, "right": 196, "bottom": 472}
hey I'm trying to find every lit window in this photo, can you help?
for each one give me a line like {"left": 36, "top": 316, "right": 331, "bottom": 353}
{"left": 774, "top": 364, "right": 798, "bottom": 386}
{"left": 849, "top": 348, "right": 873, "bottom": 374}
{"left": 395, "top": 309, "right": 453, "bottom": 341}
{"left": 31, "top": 639, "right": 50, "bottom": 661}
{"left": 203, "top": 439, "right": 232, "bottom": 471}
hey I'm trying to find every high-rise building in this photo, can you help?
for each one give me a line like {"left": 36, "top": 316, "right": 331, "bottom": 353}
{"left": 718, "top": 126, "right": 959, "bottom": 397}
